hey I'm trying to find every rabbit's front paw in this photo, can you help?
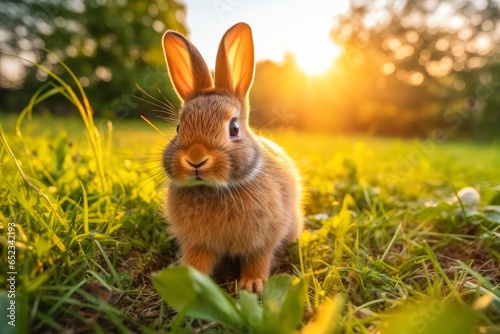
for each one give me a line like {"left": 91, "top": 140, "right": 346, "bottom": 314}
{"left": 238, "top": 253, "right": 272, "bottom": 293}
{"left": 238, "top": 276, "right": 265, "bottom": 293}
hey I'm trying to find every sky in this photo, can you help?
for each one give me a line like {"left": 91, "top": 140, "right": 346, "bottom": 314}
{"left": 182, "top": 0, "right": 350, "bottom": 74}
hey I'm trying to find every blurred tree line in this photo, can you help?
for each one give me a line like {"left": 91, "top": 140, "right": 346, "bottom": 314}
{"left": 1, "top": 0, "right": 499, "bottom": 137}
{"left": 0, "top": 0, "right": 184, "bottom": 118}
{"left": 251, "top": 0, "right": 500, "bottom": 137}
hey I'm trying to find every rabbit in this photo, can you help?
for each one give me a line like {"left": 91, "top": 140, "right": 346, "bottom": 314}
{"left": 161, "top": 22, "right": 303, "bottom": 293}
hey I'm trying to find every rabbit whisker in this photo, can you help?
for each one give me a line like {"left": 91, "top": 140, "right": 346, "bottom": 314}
{"left": 135, "top": 83, "right": 176, "bottom": 113}
{"left": 157, "top": 87, "right": 177, "bottom": 110}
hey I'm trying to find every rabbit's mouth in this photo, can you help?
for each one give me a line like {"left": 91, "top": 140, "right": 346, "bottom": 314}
{"left": 192, "top": 170, "right": 207, "bottom": 182}
{"left": 179, "top": 177, "right": 222, "bottom": 187}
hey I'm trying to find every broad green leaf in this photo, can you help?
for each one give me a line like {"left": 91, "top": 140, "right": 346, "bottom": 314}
{"left": 239, "top": 290, "right": 263, "bottom": 330}
{"left": 262, "top": 274, "right": 307, "bottom": 333}
{"left": 153, "top": 268, "right": 308, "bottom": 333}
{"left": 263, "top": 274, "right": 295, "bottom": 308}
{"left": 152, "top": 266, "right": 246, "bottom": 330}
{"left": 278, "top": 277, "right": 307, "bottom": 331}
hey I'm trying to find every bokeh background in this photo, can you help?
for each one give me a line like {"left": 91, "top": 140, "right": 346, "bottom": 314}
{"left": 1, "top": 0, "right": 499, "bottom": 138}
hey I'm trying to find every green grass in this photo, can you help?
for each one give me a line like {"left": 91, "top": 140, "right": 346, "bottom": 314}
{"left": 1, "top": 76, "right": 500, "bottom": 333}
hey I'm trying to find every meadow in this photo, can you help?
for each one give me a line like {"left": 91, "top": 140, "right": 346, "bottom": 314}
{"left": 1, "top": 87, "right": 500, "bottom": 333}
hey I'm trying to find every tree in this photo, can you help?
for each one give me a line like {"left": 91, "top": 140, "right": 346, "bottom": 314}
{"left": 0, "top": 0, "right": 186, "bottom": 118}
{"left": 329, "top": 0, "right": 500, "bottom": 137}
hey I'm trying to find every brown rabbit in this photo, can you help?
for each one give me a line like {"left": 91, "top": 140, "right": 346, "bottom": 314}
{"left": 161, "top": 22, "right": 303, "bottom": 293}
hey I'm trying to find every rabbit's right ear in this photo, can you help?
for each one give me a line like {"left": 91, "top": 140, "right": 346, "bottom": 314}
{"left": 163, "top": 31, "right": 213, "bottom": 102}
{"left": 214, "top": 22, "right": 255, "bottom": 100}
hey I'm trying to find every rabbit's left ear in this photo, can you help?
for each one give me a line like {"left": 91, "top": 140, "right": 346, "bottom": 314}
{"left": 163, "top": 30, "right": 213, "bottom": 103}
{"left": 215, "top": 22, "right": 255, "bottom": 100}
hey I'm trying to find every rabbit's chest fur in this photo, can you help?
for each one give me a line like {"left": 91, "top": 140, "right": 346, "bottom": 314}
{"left": 166, "top": 170, "right": 291, "bottom": 255}
{"left": 168, "top": 186, "right": 286, "bottom": 255}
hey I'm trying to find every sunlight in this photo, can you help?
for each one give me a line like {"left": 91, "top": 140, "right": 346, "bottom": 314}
{"left": 291, "top": 32, "right": 342, "bottom": 76}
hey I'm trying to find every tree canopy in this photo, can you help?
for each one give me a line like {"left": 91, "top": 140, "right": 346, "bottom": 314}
{"left": 0, "top": 0, "right": 186, "bottom": 117}
{"left": 249, "top": 0, "right": 500, "bottom": 137}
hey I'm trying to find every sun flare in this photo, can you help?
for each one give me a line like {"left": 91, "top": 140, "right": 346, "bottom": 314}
{"left": 291, "top": 36, "right": 342, "bottom": 76}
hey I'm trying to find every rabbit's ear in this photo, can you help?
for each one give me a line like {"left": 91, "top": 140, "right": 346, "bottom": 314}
{"left": 215, "top": 22, "right": 255, "bottom": 99}
{"left": 163, "top": 31, "right": 213, "bottom": 102}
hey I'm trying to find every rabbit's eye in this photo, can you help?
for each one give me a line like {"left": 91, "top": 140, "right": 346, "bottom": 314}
{"left": 176, "top": 124, "right": 180, "bottom": 133}
{"left": 229, "top": 118, "right": 239, "bottom": 138}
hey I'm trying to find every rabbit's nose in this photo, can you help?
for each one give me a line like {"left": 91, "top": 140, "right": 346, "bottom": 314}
{"left": 183, "top": 143, "right": 211, "bottom": 169}
{"left": 185, "top": 158, "right": 208, "bottom": 169}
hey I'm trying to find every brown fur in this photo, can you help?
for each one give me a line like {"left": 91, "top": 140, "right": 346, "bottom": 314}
{"left": 161, "top": 23, "right": 303, "bottom": 293}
